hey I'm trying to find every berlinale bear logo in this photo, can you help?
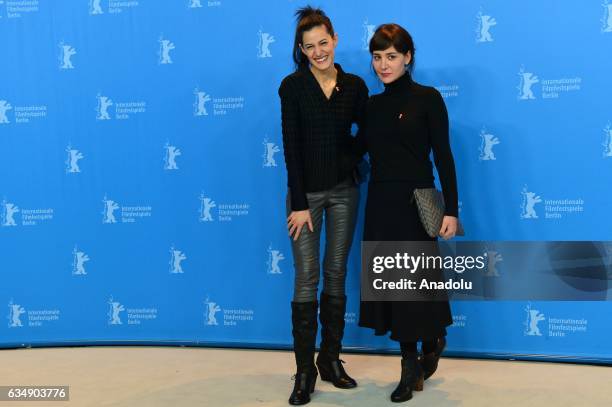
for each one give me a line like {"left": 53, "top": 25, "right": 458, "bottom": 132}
{"left": 476, "top": 11, "right": 497, "bottom": 43}
{"left": 479, "top": 128, "right": 500, "bottom": 161}
{"left": 520, "top": 186, "right": 542, "bottom": 219}
{"left": 517, "top": 67, "right": 539, "bottom": 100}
{"left": 0, "top": 100, "right": 12, "bottom": 124}
{"left": 158, "top": 36, "right": 175, "bottom": 65}
{"left": 169, "top": 246, "right": 187, "bottom": 274}
{"left": 257, "top": 30, "right": 275, "bottom": 58}
{"left": 59, "top": 42, "right": 76, "bottom": 69}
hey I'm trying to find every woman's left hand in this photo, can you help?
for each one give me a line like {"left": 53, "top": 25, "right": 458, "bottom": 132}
{"left": 439, "top": 216, "right": 458, "bottom": 240}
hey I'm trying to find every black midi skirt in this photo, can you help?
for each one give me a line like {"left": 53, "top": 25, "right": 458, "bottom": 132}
{"left": 358, "top": 181, "right": 453, "bottom": 342}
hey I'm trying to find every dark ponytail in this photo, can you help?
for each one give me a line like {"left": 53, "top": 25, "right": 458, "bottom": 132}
{"left": 292, "top": 6, "right": 335, "bottom": 69}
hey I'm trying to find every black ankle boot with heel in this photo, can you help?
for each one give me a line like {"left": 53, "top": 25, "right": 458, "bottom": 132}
{"left": 420, "top": 336, "right": 446, "bottom": 381}
{"left": 390, "top": 353, "right": 424, "bottom": 403}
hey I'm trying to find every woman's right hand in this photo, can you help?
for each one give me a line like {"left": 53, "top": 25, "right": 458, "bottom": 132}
{"left": 287, "top": 210, "right": 314, "bottom": 241}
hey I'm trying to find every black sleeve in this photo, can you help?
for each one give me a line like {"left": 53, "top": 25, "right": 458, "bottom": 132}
{"left": 428, "top": 89, "right": 458, "bottom": 217}
{"left": 351, "top": 77, "right": 369, "bottom": 165}
{"left": 279, "top": 78, "right": 308, "bottom": 211}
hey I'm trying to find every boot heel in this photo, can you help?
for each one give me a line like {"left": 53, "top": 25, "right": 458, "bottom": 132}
{"left": 316, "top": 363, "right": 332, "bottom": 382}
{"left": 413, "top": 375, "right": 424, "bottom": 392}
{"left": 310, "top": 374, "right": 317, "bottom": 393}
{"left": 319, "top": 373, "right": 332, "bottom": 382}
{"left": 316, "top": 359, "right": 357, "bottom": 389}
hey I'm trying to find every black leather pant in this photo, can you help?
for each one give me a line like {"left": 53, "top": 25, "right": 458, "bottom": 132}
{"left": 287, "top": 178, "right": 359, "bottom": 303}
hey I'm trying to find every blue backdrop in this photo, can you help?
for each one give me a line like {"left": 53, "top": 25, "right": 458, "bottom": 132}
{"left": 1, "top": 1, "right": 611, "bottom": 363}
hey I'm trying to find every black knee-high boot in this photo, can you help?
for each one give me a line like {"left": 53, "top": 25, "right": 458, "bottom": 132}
{"left": 315, "top": 292, "right": 357, "bottom": 389}
{"left": 289, "top": 301, "right": 319, "bottom": 405}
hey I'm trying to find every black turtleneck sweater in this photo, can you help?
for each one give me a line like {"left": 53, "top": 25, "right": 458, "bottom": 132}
{"left": 279, "top": 64, "right": 368, "bottom": 211}
{"left": 359, "top": 73, "right": 458, "bottom": 217}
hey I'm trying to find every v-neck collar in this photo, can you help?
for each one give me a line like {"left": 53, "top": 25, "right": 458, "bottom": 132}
{"left": 301, "top": 63, "right": 346, "bottom": 102}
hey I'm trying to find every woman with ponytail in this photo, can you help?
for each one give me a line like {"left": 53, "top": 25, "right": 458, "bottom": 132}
{"left": 278, "top": 5, "right": 368, "bottom": 405}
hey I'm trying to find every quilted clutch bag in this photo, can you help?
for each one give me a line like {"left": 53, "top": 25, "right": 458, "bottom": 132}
{"left": 413, "top": 188, "right": 464, "bottom": 238}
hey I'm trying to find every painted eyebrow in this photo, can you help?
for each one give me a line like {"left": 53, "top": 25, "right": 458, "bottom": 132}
{"left": 373, "top": 52, "right": 398, "bottom": 56}
{"left": 303, "top": 39, "right": 329, "bottom": 47}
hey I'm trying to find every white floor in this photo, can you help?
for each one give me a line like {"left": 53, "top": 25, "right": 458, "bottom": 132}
{"left": 1, "top": 346, "right": 611, "bottom": 406}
